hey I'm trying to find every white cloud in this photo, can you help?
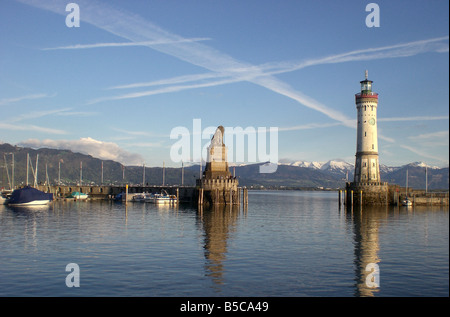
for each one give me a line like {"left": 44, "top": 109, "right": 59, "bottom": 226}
{"left": 399, "top": 144, "right": 448, "bottom": 164}
{"left": 411, "top": 130, "right": 449, "bottom": 140}
{"left": 18, "top": 137, "right": 144, "bottom": 165}
{"left": 379, "top": 115, "right": 449, "bottom": 122}
{"left": 0, "top": 122, "right": 67, "bottom": 134}
{"left": 0, "top": 93, "right": 50, "bottom": 106}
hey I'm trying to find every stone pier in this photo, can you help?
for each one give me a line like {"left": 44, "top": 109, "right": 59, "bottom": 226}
{"left": 345, "top": 181, "right": 390, "bottom": 206}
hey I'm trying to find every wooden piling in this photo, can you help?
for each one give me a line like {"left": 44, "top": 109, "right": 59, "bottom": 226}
{"left": 242, "top": 188, "right": 248, "bottom": 205}
{"left": 198, "top": 188, "right": 203, "bottom": 205}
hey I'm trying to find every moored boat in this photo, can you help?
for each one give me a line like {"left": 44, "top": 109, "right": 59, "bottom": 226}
{"left": 402, "top": 198, "right": 413, "bottom": 207}
{"left": 132, "top": 193, "right": 152, "bottom": 202}
{"left": 7, "top": 186, "right": 53, "bottom": 206}
{"left": 401, "top": 169, "right": 413, "bottom": 207}
{"left": 68, "top": 191, "right": 88, "bottom": 200}
{"left": 151, "top": 190, "right": 177, "bottom": 204}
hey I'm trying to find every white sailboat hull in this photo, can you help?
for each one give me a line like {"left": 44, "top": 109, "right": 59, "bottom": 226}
{"left": 9, "top": 199, "right": 51, "bottom": 206}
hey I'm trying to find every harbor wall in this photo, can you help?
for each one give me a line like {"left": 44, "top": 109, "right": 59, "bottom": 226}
{"left": 342, "top": 182, "right": 448, "bottom": 206}
{"left": 36, "top": 185, "right": 197, "bottom": 203}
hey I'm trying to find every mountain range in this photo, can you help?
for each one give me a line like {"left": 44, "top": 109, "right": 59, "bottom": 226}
{"left": 1, "top": 143, "right": 448, "bottom": 190}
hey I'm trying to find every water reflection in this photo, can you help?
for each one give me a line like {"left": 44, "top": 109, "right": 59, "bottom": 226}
{"left": 5, "top": 204, "right": 55, "bottom": 253}
{"left": 197, "top": 204, "right": 240, "bottom": 289}
{"left": 345, "top": 205, "right": 388, "bottom": 297}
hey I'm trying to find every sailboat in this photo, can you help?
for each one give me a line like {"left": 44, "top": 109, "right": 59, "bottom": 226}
{"left": 7, "top": 154, "right": 53, "bottom": 206}
{"left": 7, "top": 186, "right": 53, "bottom": 206}
{"left": 401, "top": 169, "right": 413, "bottom": 207}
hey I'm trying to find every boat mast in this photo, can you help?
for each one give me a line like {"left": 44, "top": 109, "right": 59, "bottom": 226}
{"left": 162, "top": 161, "right": 165, "bottom": 186}
{"left": 143, "top": 162, "right": 145, "bottom": 186}
{"left": 11, "top": 153, "right": 14, "bottom": 189}
{"left": 405, "top": 169, "right": 408, "bottom": 198}
{"left": 3, "top": 154, "right": 11, "bottom": 190}
{"left": 26, "top": 153, "right": 29, "bottom": 186}
{"left": 34, "top": 154, "right": 39, "bottom": 187}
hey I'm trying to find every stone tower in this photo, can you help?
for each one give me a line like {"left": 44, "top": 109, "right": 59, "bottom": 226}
{"left": 197, "top": 126, "right": 239, "bottom": 206}
{"left": 354, "top": 70, "right": 381, "bottom": 183}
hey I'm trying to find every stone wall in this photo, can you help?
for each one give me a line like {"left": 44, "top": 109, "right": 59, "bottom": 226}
{"left": 345, "top": 182, "right": 390, "bottom": 206}
{"left": 197, "top": 177, "right": 240, "bottom": 206}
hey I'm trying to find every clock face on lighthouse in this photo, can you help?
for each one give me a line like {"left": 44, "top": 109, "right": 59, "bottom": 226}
{"left": 369, "top": 118, "right": 375, "bottom": 125}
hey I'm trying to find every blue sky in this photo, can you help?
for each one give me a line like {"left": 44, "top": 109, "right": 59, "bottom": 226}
{"left": 0, "top": 0, "right": 448, "bottom": 168}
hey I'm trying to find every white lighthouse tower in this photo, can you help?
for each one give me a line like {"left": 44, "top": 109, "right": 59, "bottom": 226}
{"left": 354, "top": 70, "right": 381, "bottom": 183}
{"left": 345, "top": 71, "right": 389, "bottom": 206}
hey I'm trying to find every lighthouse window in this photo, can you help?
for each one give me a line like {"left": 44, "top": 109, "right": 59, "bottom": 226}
{"left": 372, "top": 144, "right": 374, "bottom": 149}
{"left": 365, "top": 132, "right": 367, "bottom": 137}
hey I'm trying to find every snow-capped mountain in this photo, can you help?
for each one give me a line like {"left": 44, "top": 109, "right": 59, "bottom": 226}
{"left": 405, "top": 161, "right": 440, "bottom": 169}
{"left": 279, "top": 159, "right": 353, "bottom": 171}
{"left": 319, "top": 159, "right": 353, "bottom": 172}
{"left": 287, "top": 160, "right": 323, "bottom": 169}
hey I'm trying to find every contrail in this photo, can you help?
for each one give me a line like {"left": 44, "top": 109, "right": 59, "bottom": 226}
{"left": 42, "top": 38, "right": 211, "bottom": 50}
{"left": 17, "top": 0, "right": 449, "bottom": 135}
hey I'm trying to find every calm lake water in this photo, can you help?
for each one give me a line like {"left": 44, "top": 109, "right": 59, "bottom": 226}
{"left": 0, "top": 190, "right": 448, "bottom": 297}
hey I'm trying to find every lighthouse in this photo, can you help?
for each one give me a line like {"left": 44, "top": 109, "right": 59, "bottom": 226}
{"left": 354, "top": 70, "right": 381, "bottom": 183}
{"left": 345, "top": 71, "right": 390, "bottom": 207}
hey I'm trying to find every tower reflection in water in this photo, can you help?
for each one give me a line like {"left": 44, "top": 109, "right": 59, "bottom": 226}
{"left": 346, "top": 205, "right": 388, "bottom": 297}
{"left": 197, "top": 204, "right": 242, "bottom": 288}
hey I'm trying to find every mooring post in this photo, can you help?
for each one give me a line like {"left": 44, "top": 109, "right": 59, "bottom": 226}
{"left": 198, "top": 188, "right": 203, "bottom": 205}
